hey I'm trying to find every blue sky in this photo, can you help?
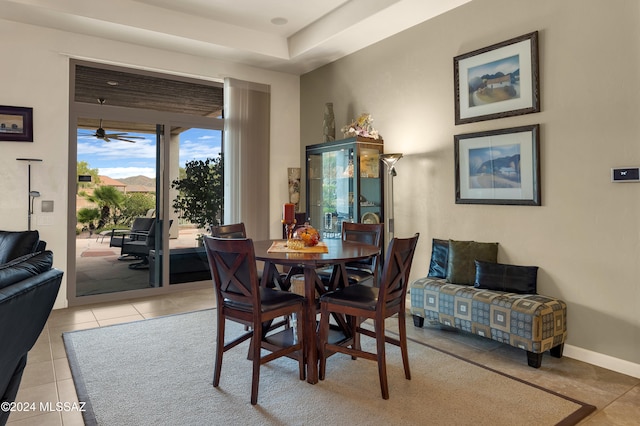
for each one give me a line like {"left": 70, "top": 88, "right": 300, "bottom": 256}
{"left": 77, "top": 128, "right": 222, "bottom": 179}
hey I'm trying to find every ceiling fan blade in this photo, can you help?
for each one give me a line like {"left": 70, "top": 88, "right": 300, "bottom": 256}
{"left": 113, "top": 136, "right": 138, "bottom": 143}
{"left": 103, "top": 135, "right": 111, "bottom": 142}
{"left": 107, "top": 133, "right": 144, "bottom": 139}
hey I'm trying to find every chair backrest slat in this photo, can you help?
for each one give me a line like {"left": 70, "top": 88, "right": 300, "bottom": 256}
{"left": 378, "top": 233, "right": 419, "bottom": 308}
{"left": 204, "top": 236, "right": 260, "bottom": 308}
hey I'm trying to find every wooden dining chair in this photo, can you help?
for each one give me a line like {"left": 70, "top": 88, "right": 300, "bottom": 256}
{"left": 318, "top": 233, "right": 419, "bottom": 399}
{"left": 341, "top": 222, "right": 384, "bottom": 286}
{"left": 203, "top": 236, "right": 306, "bottom": 405}
{"left": 210, "top": 223, "right": 247, "bottom": 239}
{"left": 317, "top": 222, "right": 383, "bottom": 290}
{"left": 211, "top": 222, "right": 287, "bottom": 290}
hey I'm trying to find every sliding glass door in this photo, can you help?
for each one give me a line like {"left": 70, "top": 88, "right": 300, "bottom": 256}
{"left": 73, "top": 119, "right": 223, "bottom": 299}
{"left": 75, "top": 117, "right": 162, "bottom": 297}
{"left": 69, "top": 60, "right": 225, "bottom": 305}
{"left": 154, "top": 125, "right": 223, "bottom": 288}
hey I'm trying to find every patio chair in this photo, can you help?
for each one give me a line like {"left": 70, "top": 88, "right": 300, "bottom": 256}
{"left": 109, "top": 217, "right": 155, "bottom": 260}
{"left": 121, "top": 220, "right": 172, "bottom": 269}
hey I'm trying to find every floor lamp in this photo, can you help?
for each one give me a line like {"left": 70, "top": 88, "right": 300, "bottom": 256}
{"left": 17, "top": 158, "right": 43, "bottom": 231}
{"left": 379, "top": 153, "right": 403, "bottom": 242}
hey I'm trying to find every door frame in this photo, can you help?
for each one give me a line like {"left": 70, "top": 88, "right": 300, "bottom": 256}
{"left": 68, "top": 60, "right": 224, "bottom": 306}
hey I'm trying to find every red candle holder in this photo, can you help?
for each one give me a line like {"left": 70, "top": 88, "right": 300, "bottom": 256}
{"left": 283, "top": 203, "right": 295, "bottom": 223}
{"left": 282, "top": 219, "right": 297, "bottom": 240}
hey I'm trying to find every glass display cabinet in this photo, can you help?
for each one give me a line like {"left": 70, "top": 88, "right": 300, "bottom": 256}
{"left": 306, "top": 136, "right": 384, "bottom": 239}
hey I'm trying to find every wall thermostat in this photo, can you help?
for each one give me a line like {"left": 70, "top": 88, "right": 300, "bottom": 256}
{"left": 611, "top": 167, "right": 640, "bottom": 182}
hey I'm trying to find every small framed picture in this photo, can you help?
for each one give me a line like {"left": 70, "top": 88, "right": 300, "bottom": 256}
{"left": 454, "top": 31, "right": 540, "bottom": 125}
{"left": 455, "top": 124, "right": 541, "bottom": 206}
{"left": 0, "top": 106, "right": 33, "bottom": 142}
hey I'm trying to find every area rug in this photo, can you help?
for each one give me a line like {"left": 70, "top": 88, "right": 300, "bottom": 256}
{"left": 80, "top": 250, "right": 117, "bottom": 257}
{"left": 63, "top": 309, "right": 595, "bottom": 426}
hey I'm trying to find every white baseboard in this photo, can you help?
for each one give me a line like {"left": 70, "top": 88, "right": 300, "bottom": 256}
{"left": 564, "top": 344, "right": 640, "bottom": 379}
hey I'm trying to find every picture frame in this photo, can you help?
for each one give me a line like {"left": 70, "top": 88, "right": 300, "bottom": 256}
{"left": 455, "top": 124, "right": 540, "bottom": 206}
{"left": 454, "top": 31, "right": 539, "bottom": 125}
{"left": 0, "top": 106, "right": 33, "bottom": 142}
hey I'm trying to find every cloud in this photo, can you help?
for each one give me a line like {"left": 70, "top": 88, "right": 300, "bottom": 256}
{"left": 77, "top": 128, "right": 222, "bottom": 178}
{"left": 100, "top": 167, "right": 156, "bottom": 179}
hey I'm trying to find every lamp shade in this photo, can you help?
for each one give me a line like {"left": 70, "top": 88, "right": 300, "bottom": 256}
{"left": 380, "top": 153, "right": 403, "bottom": 171}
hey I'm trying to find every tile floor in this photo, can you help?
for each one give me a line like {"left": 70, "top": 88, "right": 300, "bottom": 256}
{"left": 7, "top": 288, "right": 640, "bottom": 425}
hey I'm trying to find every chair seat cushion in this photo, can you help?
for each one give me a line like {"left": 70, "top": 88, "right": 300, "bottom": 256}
{"left": 225, "top": 287, "right": 304, "bottom": 312}
{"left": 317, "top": 267, "right": 375, "bottom": 287}
{"left": 344, "top": 267, "right": 375, "bottom": 286}
{"left": 320, "top": 284, "right": 379, "bottom": 311}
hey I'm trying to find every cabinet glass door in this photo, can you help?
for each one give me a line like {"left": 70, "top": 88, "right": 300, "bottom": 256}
{"left": 358, "top": 147, "right": 382, "bottom": 225}
{"left": 307, "top": 148, "right": 355, "bottom": 239}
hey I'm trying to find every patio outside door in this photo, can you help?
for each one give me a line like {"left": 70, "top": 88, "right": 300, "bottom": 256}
{"left": 74, "top": 120, "right": 222, "bottom": 299}
{"left": 75, "top": 118, "right": 162, "bottom": 297}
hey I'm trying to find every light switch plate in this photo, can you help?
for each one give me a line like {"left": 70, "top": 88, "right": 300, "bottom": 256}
{"left": 41, "top": 200, "right": 54, "bottom": 212}
{"left": 611, "top": 167, "right": 640, "bottom": 182}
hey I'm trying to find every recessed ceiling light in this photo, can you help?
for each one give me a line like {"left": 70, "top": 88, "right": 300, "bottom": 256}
{"left": 270, "top": 17, "right": 288, "bottom": 26}
{"left": 107, "top": 81, "right": 119, "bottom": 86}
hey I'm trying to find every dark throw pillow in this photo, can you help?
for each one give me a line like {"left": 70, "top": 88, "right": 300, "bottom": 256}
{"left": 0, "top": 230, "right": 40, "bottom": 264}
{"left": 446, "top": 240, "right": 498, "bottom": 285}
{"left": 0, "top": 251, "right": 53, "bottom": 290}
{"left": 474, "top": 260, "right": 538, "bottom": 294}
{"left": 427, "top": 239, "right": 449, "bottom": 278}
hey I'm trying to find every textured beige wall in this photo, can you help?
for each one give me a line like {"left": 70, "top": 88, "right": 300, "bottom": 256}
{"left": 301, "top": 0, "right": 640, "bottom": 370}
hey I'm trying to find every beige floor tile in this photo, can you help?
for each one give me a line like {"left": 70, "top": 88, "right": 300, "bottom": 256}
{"left": 25, "top": 338, "right": 53, "bottom": 364}
{"left": 53, "top": 358, "right": 72, "bottom": 381}
{"left": 10, "top": 382, "right": 58, "bottom": 423}
{"left": 97, "top": 314, "right": 145, "bottom": 326}
{"left": 47, "top": 309, "right": 96, "bottom": 327}
{"left": 584, "top": 386, "right": 640, "bottom": 425}
{"left": 90, "top": 304, "right": 140, "bottom": 320}
{"left": 19, "top": 360, "right": 55, "bottom": 388}
{"left": 56, "top": 379, "right": 79, "bottom": 405}
{"left": 59, "top": 410, "right": 85, "bottom": 426}
{"left": 131, "top": 297, "right": 179, "bottom": 314}
{"left": 6, "top": 411, "right": 62, "bottom": 426}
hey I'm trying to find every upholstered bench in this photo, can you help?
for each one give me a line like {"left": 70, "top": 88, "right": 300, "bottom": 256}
{"left": 409, "top": 239, "right": 567, "bottom": 368}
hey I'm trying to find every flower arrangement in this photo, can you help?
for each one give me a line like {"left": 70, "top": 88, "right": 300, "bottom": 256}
{"left": 341, "top": 113, "right": 381, "bottom": 140}
{"left": 293, "top": 225, "right": 320, "bottom": 247}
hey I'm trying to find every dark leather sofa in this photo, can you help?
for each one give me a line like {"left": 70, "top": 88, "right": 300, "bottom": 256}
{"left": 0, "top": 231, "right": 63, "bottom": 426}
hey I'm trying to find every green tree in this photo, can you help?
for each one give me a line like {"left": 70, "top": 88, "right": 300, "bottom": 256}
{"left": 121, "top": 192, "right": 156, "bottom": 223}
{"left": 77, "top": 161, "right": 101, "bottom": 188}
{"left": 171, "top": 154, "right": 224, "bottom": 229}
{"left": 83, "top": 185, "right": 125, "bottom": 228}
{"left": 77, "top": 207, "right": 100, "bottom": 235}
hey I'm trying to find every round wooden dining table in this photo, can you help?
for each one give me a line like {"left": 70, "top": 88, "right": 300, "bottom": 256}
{"left": 252, "top": 239, "right": 380, "bottom": 384}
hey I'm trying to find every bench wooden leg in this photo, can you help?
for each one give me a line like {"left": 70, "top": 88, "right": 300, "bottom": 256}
{"left": 412, "top": 315, "right": 424, "bottom": 328}
{"left": 550, "top": 343, "right": 564, "bottom": 359}
{"left": 526, "top": 351, "right": 543, "bottom": 368}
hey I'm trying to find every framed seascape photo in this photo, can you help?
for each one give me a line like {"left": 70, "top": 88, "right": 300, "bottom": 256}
{"left": 454, "top": 31, "right": 539, "bottom": 125}
{"left": 455, "top": 124, "right": 540, "bottom": 206}
{"left": 0, "top": 106, "right": 33, "bottom": 142}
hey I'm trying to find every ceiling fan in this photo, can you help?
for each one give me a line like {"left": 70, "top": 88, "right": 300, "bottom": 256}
{"left": 77, "top": 98, "right": 145, "bottom": 143}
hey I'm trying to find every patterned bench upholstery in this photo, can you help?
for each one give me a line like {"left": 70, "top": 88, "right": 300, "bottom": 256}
{"left": 410, "top": 277, "right": 567, "bottom": 368}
